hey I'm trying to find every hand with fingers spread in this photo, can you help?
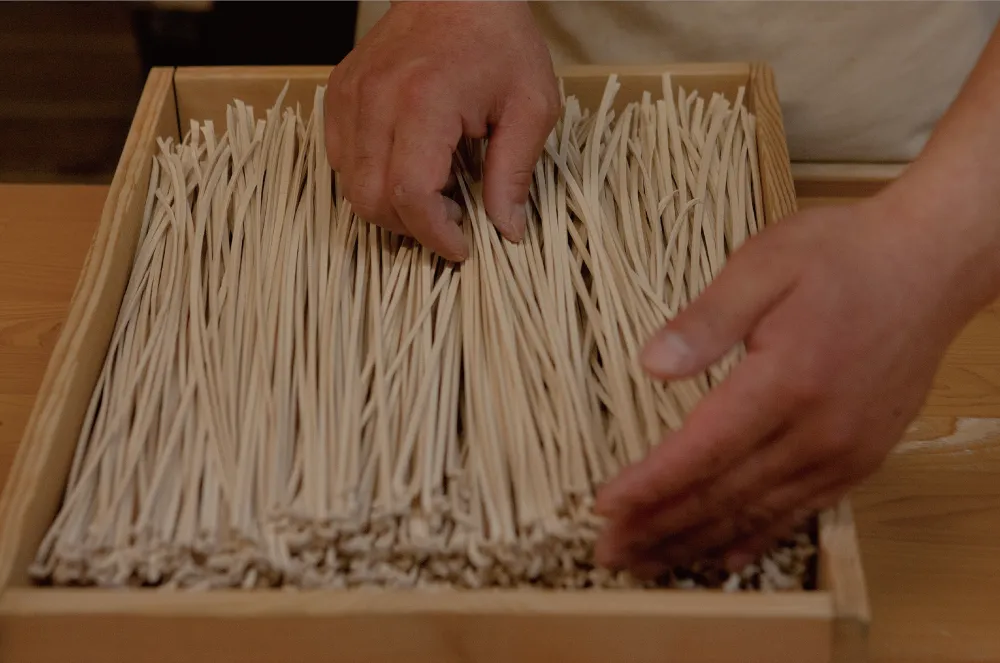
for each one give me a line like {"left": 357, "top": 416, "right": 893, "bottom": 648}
{"left": 325, "top": 0, "right": 559, "bottom": 261}
{"left": 592, "top": 24, "right": 1000, "bottom": 577}
{"left": 593, "top": 192, "right": 1000, "bottom": 577}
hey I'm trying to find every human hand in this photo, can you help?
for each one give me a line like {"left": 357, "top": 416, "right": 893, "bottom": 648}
{"left": 592, "top": 196, "right": 969, "bottom": 577}
{"left": 324, "top": 1, "right": 559, "bottom": 261}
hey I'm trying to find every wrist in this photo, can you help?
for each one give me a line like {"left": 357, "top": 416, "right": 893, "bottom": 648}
{"left": 873, "top": 166, "right": 1000, "bottom": 329}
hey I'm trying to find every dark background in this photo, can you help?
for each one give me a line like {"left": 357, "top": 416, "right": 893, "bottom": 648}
{"left": 0, "top": 1, "right": 359, "bottom": 183}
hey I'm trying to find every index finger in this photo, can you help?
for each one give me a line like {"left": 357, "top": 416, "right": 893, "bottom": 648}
{"left": 595, "top": 352, "right": 789, "bottom": 518}
{"left": 388, "top": 110, "right": 467, "bottom": 261}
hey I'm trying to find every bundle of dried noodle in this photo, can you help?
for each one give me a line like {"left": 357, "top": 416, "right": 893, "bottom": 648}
{"left": 30, "top": 76, "right": 815, "bottom": 592}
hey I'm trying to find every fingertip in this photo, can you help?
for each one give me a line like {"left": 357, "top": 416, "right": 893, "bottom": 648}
{"left": 484, "top": 199, "right": 527, "bottom": 244}
{"left": 641, "top": 329, "right": 698, "bottom": 379}
{"left": 594, "top": 461, "right": 661, "bottom": 522}
{"left": 436, "top": 233, "right": 469, "bottom": 263}
{"left": 505, "top": 204, "right": 527, "bottom": 243}
{"left": 443, "top": 198, "right": 470, "bottom": 262}
{"left": 392, "top": 190, "right": 468, "bottom": 262}
{"left": 593, "top": 530, "right": 621, "bottom": 569}
{"left": 593, "top": 488, "right": 613, "bottom": 517}
{"left": 444, "top": 197, "right": 464, "bottom": 226}
{"left": 482, "top": 126, "right": 536, "bottom": 244}
{"left": 593, "top": 469, "right": 635, "bottom": 517}
{"left": 724, "top": 551, "right": 757, "bottom": 573}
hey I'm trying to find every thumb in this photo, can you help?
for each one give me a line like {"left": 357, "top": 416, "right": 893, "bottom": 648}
{"left": 483, "top": 93, "right": 558, "bottom": 242}
{"left": 641, "top": 249, "right": 793, "bottom": 379}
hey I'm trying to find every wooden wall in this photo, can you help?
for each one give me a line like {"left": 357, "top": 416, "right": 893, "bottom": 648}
{"left": 0, "top": 2, "right": 145, "bottom": 183}
{"left": 0, "top": 1, "right": 359, "bottom": 184}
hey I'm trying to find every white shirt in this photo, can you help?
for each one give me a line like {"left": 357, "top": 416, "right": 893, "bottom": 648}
{"left": 355, "top": 1, "right": 1000, "bottom": 163}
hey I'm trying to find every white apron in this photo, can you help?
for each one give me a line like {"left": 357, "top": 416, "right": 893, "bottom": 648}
{"left": 354, "top": 1, "right": 999, "bottom": 163}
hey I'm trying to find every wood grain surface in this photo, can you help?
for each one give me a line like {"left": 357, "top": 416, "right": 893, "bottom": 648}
{"left": 1, "top": 183, "right": 998, "bottom": 663}
{"left": 749, "top": 63, "right": 798, "bottom": 226}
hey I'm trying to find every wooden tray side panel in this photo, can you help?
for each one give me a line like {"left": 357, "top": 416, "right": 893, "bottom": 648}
{"left": 791, "top": 162, "right": 904, "bottom": 199}
{"left": 0, "top": 590, "right": 833, "bottom": 663}
{"left": 175, "top": 66, "right": 331, "bottom": 128}
{"left": 748, "top": 62, "right": 868, "bottom": 661}
{"left": 558, "top": 63, "right": 749, "bottom": 111}
{"left": 0, "top": 67, "right": 180, "bottom": 590}
{"left": 173, "top": 63, "right": 751, "bottom": 126}
{"left": 0, "top": 614, "right": 832, "bottom": 663}
{"left": 820, "top": 501, "right": 871, "bottom": 663}
{"left": 749, "top": 62, "right": 797, "bottom": 225}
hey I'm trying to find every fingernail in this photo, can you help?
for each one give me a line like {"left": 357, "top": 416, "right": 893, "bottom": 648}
{"left": 725, "top": 552, "right": 756, "bottom": 573}
{"left": 593, "top": 533, "right": 619, "bottom": 568}
{"left": 593, "top": 490, "right": 612, "bottom": 517}
{"left": 492, "top": 204, "right": 525, "bottom": 243}
{"left": 631, "top": 559, "right": 669, "bottom": 582}
{"left": 439, "top": 199, "right": 469, "bottom": 262}
{"left": 593, "top": 476, "right": 627, "bottom": 516}
{"left": 445, "top": 198, "right": 464, "bottom": 226}
{"left": 593, "top": 461, "right": 652, "bottom": 517}
{"left": 641, "top": 330, "right": 694, "bottom": 377}
{"left": 445, "top": 171, "right": 459, "bottom": 195}
{"left": 506, "top": 205, "right": 526, "bottom": 242}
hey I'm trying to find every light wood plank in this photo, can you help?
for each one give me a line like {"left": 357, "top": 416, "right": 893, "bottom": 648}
{"left": 792, "top": 163, "right": 906, "bottom": 199}
{"left": 796, "top": 194, "right": 1000, "bottom": 418}
{"left": 174, "top": 63, "right": 752, "bottom": 126}
{"left": 856, "top": 416, "right": 1000, "bottom": 663}
{"left": 0, "top": 185, "right": 105, "bottom": 504}
{"left": 0, "top": 589, "right": 833, "bottom": 663}
{"left": 749, "top": 62, "right": 798, "bottom": 225}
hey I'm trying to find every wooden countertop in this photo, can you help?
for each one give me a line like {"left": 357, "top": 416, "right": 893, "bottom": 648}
{"left": 1, "top": 183, "right": 998, "bottom": 663}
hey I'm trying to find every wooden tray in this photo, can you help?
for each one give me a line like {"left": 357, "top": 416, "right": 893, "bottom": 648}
{"left": 0, "top": 63, "right": 869, "bottom": 663}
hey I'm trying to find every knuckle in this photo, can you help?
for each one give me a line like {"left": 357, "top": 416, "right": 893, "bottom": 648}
{"left": 356, "top": 79, "right": 386, "bottom": 114}
{"left": 386, "top": 163, "right": 417, "bottom": 198}
{"left": 326, "top": 68, "right": 345, "bottom": 100}
{"left": 325, "top": 79, "right": 348, "bottom": 124}
{"left": 345, "top": 179, "right": 385, "bottom": 220}
{"left": 521, "top": 86, "right": 561, "bottom": 127}
{"left": 541, "top": 88, "right": 562, "bottom": 124}
{"left": 506, "top": 167, "right": 534, "bottom": 194}
{"left": 326, "top": 72, "right": 358, "bottom": 138}
{"left": 334, "top": 69, "right": 359, "bottom": 104}
{"left": 398, "top": 73, "right": 438, "bottom": 109}
{"left": 354, "top": 153, "right": 383, "bottom": 182}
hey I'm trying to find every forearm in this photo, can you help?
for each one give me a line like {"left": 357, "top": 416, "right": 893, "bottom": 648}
{"left": 883, "top": 23, "right": 1000, "bottom": 319}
